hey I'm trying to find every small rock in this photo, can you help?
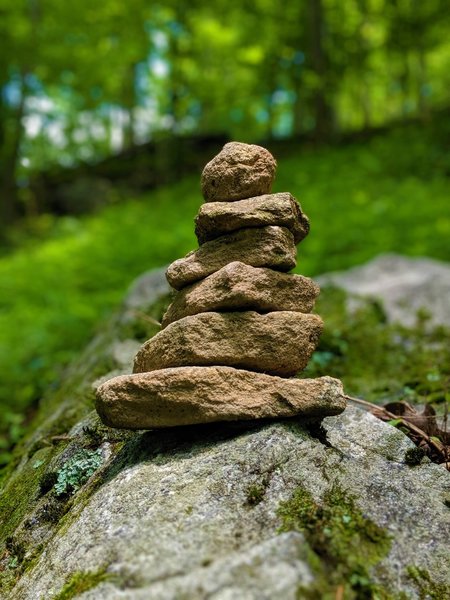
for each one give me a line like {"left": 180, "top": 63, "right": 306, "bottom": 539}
{"left": 195, "top": 192, "right": 310, "bottom": 244}
{"left": 162, "top": 261, "right": 320, "bottom": 328}
{"left": 166, "top": 226, "right": 296, "bottom": 290}
{"left": 201, "top": 142, "right": 277, "bottom": 202}
{"left": 95, "top": 368, "right": 345, "bottom": 429}
{"left": 133, "top": 311, "right": 323, "bottom": 377}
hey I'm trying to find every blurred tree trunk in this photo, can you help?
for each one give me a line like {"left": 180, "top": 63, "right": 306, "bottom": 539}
{"left": 307, "top": 0, "right": 333, "bottom": 140}
{"left": 399, "top": 52, "right": 410, "bottom": 119}
{"left": 0, "top": 75, "right": 26, "bottom": 228}
{"left": 123, "top": 63, "right": 137, "bottom": 148}
{"left": 356, "top": 0, "right": 372, "bottom": 129}
{"left": 265, "top": 57, "right": 278, "bottom": 139}
{"left": 416, "top": 47, "right": 428, "bottom": 118}
{"left": 292, "top": 52, "right": 304, "bottom": 136}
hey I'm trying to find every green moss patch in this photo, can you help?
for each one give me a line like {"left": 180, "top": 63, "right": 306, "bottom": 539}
{"left": 53, "top": 569, "right": 109, "bottom": 600}
{"left": 246, "top": 483, "right": 267, "bottom": 506}
{"left": 407, "top": 566, "right": 450, "bottom": 600}
{"left": 278, "top": 484, "right": 392, "bottom": 599}
{"left": 0, "top": 447, "right": 53, "bottom": 545}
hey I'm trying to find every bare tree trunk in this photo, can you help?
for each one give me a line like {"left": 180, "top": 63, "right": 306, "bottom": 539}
{"left": 0, "top": 0, "right": 40, "bottom": 231}
{"left": 307, "top": 0, "right": 333, "bottom": 140}
{"left": 122, "top": 63, "right": 137, "bottom": 148}
{"left": 416, "top": 47, "right": 428, "bottom": 118}
{"left": 356, "top": 0, "right": 371, "bottom": 129}
{"left": 292, "top": 55, "right": 304, "bottom": 136}
{"left": 265, "top": 57, "right": 278, "bottom": 139}
{"left": 0, "top": 76, "right": 26, "bottom": 228}
{"left": 399, "top": 52, "right": 410, "bottom": 120}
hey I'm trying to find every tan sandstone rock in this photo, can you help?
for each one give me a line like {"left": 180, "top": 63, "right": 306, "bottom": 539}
{"left": 162, "top": 261, "right": 320, "bottom": 328}
{"left": 134, "top": 311, "right": 323, "bottom": 377}
{"left": 95, "top": 367, "right": 345, "bottom": 429}
{"left": 166, "top": 226, "right": 296, "bottom": 290}
{"left": 195, "top": 192, "right": 310, "bottom": 245}
{"left": 201, "top": 142, "right": 277, "bottom": 202}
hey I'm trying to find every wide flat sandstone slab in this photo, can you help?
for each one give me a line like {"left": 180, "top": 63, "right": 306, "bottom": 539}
{"left": 195, "top": 192, "right": 310, "bottom": 244}
{"left": 134, "top": 310, "right": 323, "bottom": 377}
{"left": 166, "top": 226, "right": 296, "bottom": 290}
{"left": 162, "top": 261, "right": 319, "bottom": 327}
{"left": 95, "top": 367, "right": 345, "bottom": 428}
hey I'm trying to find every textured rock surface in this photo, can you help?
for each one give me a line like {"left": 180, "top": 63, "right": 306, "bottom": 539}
{"left": 134, "top": 311, "right": 323, "bottom": 377}
{"left": 9, "top": 409, "right": 450, "bottom": 600}
{"left": 318, "top": 253, "right": 450, "bottom": 327}
{"left": 201, "top": 142, "right": 277, "bottom": 202}
{"left": 2, "top": 264, "right": 450, "bottom": 600}
{"left": 166, "top": 226, "right": 296, "bottom": 290}
{"left": 195, "top": 192, "right": 310, "bottom": 244}
{"left": 96, "top": 369, "right": 345, "bottom": 428}
{"left": 162, "top": 261, "right": 319, "bottom": 327}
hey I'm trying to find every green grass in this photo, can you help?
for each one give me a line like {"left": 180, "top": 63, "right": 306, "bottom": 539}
{"left": 0, "top": 120, "right": 449, "bottom": 463}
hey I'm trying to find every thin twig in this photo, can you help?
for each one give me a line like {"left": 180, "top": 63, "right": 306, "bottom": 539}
{"left": 132, "top": 309, "right": 161, "bottom": 327}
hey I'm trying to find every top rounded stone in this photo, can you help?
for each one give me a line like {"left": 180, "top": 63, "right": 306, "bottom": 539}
{"left": 201, "top": 142, "right": 277, "bottom": 202}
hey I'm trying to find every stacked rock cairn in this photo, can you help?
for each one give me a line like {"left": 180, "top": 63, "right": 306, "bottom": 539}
{"left": 96, "top": 142, "right": 346, "bottom": 429}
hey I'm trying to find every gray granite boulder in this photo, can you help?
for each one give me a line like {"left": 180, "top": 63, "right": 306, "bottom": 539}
{"left": 6, "top": 407, "right": 449, "bottom": 600}
{"left": 318, "top": 253, "right": 450, "bottom": 328}
{"left": 2, "top": 262, "right": 449, "bottom": 600}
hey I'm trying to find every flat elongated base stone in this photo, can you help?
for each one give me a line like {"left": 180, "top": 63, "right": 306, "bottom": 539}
{"left": 195, "top": 193, "right": 310, "bottom": 244}
{"left": 134, "top": 311, "right": 323, "bottom": 377}
{"left": 95, "top": 367, "right": 345, "bottom": 429}
{"left": 166, "top": 226, "right": 296, "bottom": 290}
{"left": 162, "top": 261, "right": 320, "bottom": 328}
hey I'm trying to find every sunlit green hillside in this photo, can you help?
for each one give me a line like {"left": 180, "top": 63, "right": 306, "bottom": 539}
{"left": 0, "top": 122, "right": 449, "bottom": 462}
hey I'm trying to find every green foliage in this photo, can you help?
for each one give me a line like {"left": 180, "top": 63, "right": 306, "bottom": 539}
{"left": 278, "top": 484, "right": 392, "bottom": 599}
{"left": 2, "top": 0, "right": 450, "bottom": 177}
{"left": 286, "top": 119, "right": 450, "bottom": 275}
{"left": 54, "top": 449, "right": 103, "bottom": 497}
{"left": 53, "top": 570, "right": 109, "bottom": 600}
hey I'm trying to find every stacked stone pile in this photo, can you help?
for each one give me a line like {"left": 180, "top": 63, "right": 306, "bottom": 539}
{"left": 96, "top": 142, "right": 346, "bottom": 429}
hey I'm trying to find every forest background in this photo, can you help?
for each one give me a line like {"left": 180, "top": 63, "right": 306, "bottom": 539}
{"left": 0, "top": 0, "right": 449, "bottom": 465}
